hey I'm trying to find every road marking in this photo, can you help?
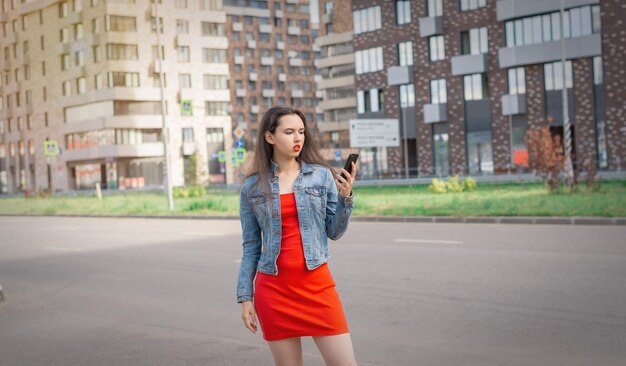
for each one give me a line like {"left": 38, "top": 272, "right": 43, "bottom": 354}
{"left": 43, "top": 246, "right": 83, "bottom": 252}
{"left": 394, "top": 239, "right": 464, "bottom": 245}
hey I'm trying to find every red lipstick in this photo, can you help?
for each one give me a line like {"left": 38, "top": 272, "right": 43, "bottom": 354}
{"left": 293, "top": 145, "right": 301, "bottom": 152}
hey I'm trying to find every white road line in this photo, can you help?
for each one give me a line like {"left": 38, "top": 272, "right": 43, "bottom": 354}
{"left": 43, "top": 246, "right": 83, "bottom": 252}
{"left": 394, "top": 239, "right": 464, "bottom": 245}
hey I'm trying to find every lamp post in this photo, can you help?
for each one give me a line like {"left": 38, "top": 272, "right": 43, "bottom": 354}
{"left": 560, "top": 0, "right": 574, "bottom": 185}
{"left": 153, "top": 2, "right": 174, "bottom": 210}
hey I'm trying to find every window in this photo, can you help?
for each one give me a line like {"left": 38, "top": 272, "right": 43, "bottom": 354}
{"left": 201, "top": 22, "right": 225, "bottom": 36}
{"left": 396, "top": 0, "right": 410, "bottom": 25}
{"left": 460, "top": 0, "right": 486, "bottom": 11}
{"left": 461, "top": 27, "right": 488, "bottom": 55}
{"left": 463, "top": 73, "right": 488, "bottom": 100}
{"left": 151, "top": 17, "right": 163, "bottom": 33}
{"left": 429, "top": 36, "right": 445, "bottom": 61}
{"left": 356, "top": 89, "right": 383, "bottom": 113}
{"left": 182, "top": 128, "right": 194, "bottom": 144}
{"left": 62, "top": 80, "right": 71, "bottom": 96}
{"left": 399, "top": 84, "right": 415, "bottom": 108}
{"left": 204, "top": 74, "right": 228, "bottom": 90}
{"left": 203, "top": 48, "right": 226, "bottom": 63}
{"left": 92, "top": 17, "right": 101, "bottom": 34}
{"left": 106, "top": 15, "right": 136, "bottom": 32}
{"left": 505, "top": 5, "right": 600, "bottom": 47}
{"left": 60, "top": 27, "right": 69, "bottom": 43}
{"left": 76, "top": 77, "right": 86, "bottom": 94}
{"left": 75, "top": 50, "right": 84, "bottom": 66}
{"left": 427, "top": 0, "right": 442, "bottom": 17}
{"left": 74, "top": 23, "right": 83, "bottom": 40}
{"left": 199, "top": 0, "right": 221, "bottom": 10}
{"left": 325, "top": 86, "right": 355, "bottom": 100}
{"left": 544, "top": 61, "right": 573, "bottom": 90}
{"left": 353, "top": 6, "right": 381, "bottom": 35}
{"left": 593, "top": 56, "right": 603, "bottom": 85}
{"left": 59, "top": 2, "right": 69, "bottom": 17}
{"left": 25, "top": 90, "right": 32, "bottom": 105}
{"left": 106, "top": 43, "right": 137, "bottom": 60}
{"left": 176, "top": 19, "right": 189, "bottom": 34}
{"left": 61, "top": 53, "right": 70, "bottom": 70}
{"left": 179, "top": 73, "right": 191, "bottom": 88}
{"left": 93, "top": 46, "right": 101, "bottom": 62}
{"left": 430, "top": 79, "right": 447, "bottom": 104}
{"left": 152, "top": 45, "right": 165, "bottom": 60}
{"left": 95, "top": 74, "right": 103, "bottom": 89}
{"left": 398, "top": 41, "right": 413, "bottom": 66}
{"left": 205, "top": 101, "right": 229, "bottom": 116}
{"left": 507, "top": 67, "right": 526, "bottom": 95}
{"left": 433, "top": 123, "right": 449, "bottom": 175}
{"left": 178, "top": 46, "right": 190, "bottom": 62}
{"left": 355, "top": 47, "right": 383, "bottom": 74}
{"left": 24, "top": 65, "right": 30, "bottom": 80}
{"left": 108, "top": 72, "right": 139, "bottom": 87}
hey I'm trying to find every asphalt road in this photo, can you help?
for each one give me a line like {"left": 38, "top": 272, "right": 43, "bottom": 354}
{"left": 1, "top": 216, "right": 625, "bottom": 365}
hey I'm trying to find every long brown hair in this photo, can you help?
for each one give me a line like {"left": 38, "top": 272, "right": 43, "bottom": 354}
{"left": 246, "top": 106, "right": 331, "bottom": 194}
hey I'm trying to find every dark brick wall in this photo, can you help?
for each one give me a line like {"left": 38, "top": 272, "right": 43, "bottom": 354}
{"left": 599, "top": 0, "right": 626, "bottom": 170}
{"left": 572, "top": 58, "right": 597, "bottom": 169}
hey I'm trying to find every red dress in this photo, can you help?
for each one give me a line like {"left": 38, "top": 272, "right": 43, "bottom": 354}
{"left": 254, "top": 192, "right": 349, "bottom": 341}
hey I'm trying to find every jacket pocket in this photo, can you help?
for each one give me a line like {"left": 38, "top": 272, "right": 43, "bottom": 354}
{"left": 304, "top": 186, "right": 326, "bottom": 213}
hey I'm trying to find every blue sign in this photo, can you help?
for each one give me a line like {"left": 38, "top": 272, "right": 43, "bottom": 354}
{"left": 335, "top": 150, "right": 341, "bottom": 161}
{"left": 235, "top": 139, "right": 245, "bottom": 148}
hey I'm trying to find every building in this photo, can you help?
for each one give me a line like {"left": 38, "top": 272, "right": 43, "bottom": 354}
{"left": 314, "top": 0, "right": 358, "bottom": 168}
{"left": 346, "top": 0, "right": 625, "bottom": 178}
{"left": 223, "top": 0, "right": 319, "bottom": 181}
{"left": 0, "top": 0, "right": 233, "bottom": 194}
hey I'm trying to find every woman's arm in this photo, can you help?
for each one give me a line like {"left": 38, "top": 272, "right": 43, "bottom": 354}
{"left": 325, "top": 167, "right": 355, "bottom": 240}
{"left": 236, "top": 185, "right": 262, "bottom": 303}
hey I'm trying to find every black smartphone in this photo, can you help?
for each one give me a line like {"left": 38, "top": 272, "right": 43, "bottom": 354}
{"left": 341, "top": 153, "right": 359, "bottom": 179}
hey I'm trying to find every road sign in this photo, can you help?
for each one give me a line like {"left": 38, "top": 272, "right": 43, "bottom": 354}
{"left": 234, "top": 148, "right": 246, "bottom": 162}
{"left": 44, "top": 141, "right": 60, "bottom": 156}
{"left": 335, "top": 150, "right": 342, "bottom": 161}
{"left": 349, "top": 119, "right": 399, "bottom": 148}
{"left": 217, "top": 151, "right": 226, "bottom": 163}
{"left": 233, "top": 127, "right": 245, "bottom": 139}
{"left": 235, "top": 138, "right": 245, "bottom": 148}
{"left": 180, "top": 100, "right": 192, "bottom": 116}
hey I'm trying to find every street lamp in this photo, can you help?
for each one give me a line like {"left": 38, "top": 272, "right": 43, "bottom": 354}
{"left": 153, "top": 2, "right": 174, "bottom": 210}
{"left": 560, "top": 0, "right": 574, "bottom": 185}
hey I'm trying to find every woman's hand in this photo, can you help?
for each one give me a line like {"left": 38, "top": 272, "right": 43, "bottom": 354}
{"left": 336, "top": 162, "right": 357, "bottom": 198}
{"left": 241, "top": 301, "right": 258, "bottom": 334}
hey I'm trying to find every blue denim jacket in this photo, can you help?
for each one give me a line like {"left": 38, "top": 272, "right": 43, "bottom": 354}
{"left": 236, "top": 161, "right": 354, "bottom": 303}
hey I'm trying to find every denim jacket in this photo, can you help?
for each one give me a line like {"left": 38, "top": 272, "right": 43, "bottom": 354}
{"left": 236, "top": 161, "right": 354, "bottom": 303}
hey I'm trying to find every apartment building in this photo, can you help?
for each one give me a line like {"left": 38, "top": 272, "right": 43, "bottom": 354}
{"left": 314, "top": 0, "right": 359, "bottom": 167}
{"left": 347, "top": 0, "right": 624, "bottom": 178}
{"left": 0, "top": 0, "right": 233, "bottom": 194}
{"left": 223, "top": 0, "right": 319, "bottom": 180}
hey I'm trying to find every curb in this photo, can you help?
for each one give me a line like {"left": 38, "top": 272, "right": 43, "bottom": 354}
{"left": 1, "top": 213, "right": 625, "bottom": 226}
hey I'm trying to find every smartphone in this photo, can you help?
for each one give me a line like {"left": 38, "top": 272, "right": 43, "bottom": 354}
{"left": 341, "top": 153, "right": 359, "bottom": 179}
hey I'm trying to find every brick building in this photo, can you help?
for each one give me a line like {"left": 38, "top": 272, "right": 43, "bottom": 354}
{"left": 342, "top": 0, "right": 625, "bottom": 178}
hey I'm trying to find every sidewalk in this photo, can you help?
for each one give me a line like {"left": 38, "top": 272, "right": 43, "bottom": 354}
{"left": 2, "top": 213, "right": 624, "bottom": 226}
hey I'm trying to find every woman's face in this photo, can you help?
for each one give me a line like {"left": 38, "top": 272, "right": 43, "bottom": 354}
{"left": 265, "top": 114, "right": 305, "bottom": 160}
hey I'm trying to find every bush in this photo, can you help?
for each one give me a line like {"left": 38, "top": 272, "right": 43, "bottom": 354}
{"left": 428, "top": 176, "right": 478, "bottom": 194}
{"left": 173, "top": 185, "right": 206, "bottom": 198}
{"left": 428, "top": 178, "right": 448, "bottom": 193}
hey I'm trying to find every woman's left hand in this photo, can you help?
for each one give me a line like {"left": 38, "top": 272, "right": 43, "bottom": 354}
{"left": 336, "top": 162, "right": 357, "bottom": 198}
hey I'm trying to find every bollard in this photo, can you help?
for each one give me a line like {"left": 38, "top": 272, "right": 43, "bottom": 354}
{"left": 95, "top": 182, "right": 102, "bottom": 201}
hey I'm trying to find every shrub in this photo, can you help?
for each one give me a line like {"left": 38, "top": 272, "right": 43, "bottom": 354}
{"left": 173, "top": 185, "right": 206, "bottom": 198}
{"left": 525, "top": 118, "right": 565, "bottom": 192}
{"left": 428, "top": 176, "right": 478, "bottom": 194}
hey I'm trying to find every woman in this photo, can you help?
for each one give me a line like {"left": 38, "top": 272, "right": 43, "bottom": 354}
{"left": 236, "top": 106, "right": 358, "bottom": 366}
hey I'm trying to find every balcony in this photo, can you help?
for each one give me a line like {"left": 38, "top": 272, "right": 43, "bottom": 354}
{"left": 419, "top": 16, "right": 443, "bottom": 38}
{"left": 232, "top": 22, "right": 243, "bottom": 31}
{"left": 501, "top": 94, "right": 527, "bottom": 116}
{"left": 234, "top": 55, "right": 244, "bottom": 64}
{"left": 387, "top": 66, "right": 413, "bottom": 86}
{"left": 498, "top": 34, "right": 601, "bottom": 69}
{"left": 287, "top": 26, "right": 300, "bottom": 35}
{"left": 423, "top": 103, "right": 448, "bottom": 123}
{"left": 261, "top": 57, "right": 274, "bottom": 65}
{"left": 262, "top": 89, "right": 275, "bottom": 97}
{"left": 64, "top": 143, "right": 164, "bottom": 162}
{"left": 276, "top": 41, "right": 285, "bottom": 50}
{"left": 235, "top": 89, "right": 246, "bottom": 97}
{"left": 249, "top": 72, "right": 258, "bottom": 81}
{"left": 247, "top": 40, "right": 256, "bottom": 49}
{"left": 278, "top": 73, "right": 287, "bottom": 82}
{"left": 259, "top": 24, "right": 272, "bottom": 33}
{"left": 291, "top": 89, "right": 304, "bottom": 98}
{"left": 289, "top": 58, "right": 302, "bottom": 67}
{"left": 182, "top": 142, "right": 195, "bottom": 156}
{"left": 250, "top": 105, "right": 260, "bottom": 114}
{"left": 451, "top": 53, "right": 488, "bottom": 76}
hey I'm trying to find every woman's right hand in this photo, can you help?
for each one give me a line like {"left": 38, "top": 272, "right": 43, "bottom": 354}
{"left": 241, "top": 301, "right": 258, "bottom": 334}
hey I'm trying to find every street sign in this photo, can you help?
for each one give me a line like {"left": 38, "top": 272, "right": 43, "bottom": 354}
{"left": 235, "top": 138, "right": 245, "bottom": 148}
{"left": 180, "top": 100, "right": 192, "bottom": 116}
{"left": 233, "top": 127, "right": 245, "bottom": 140}
{"left": 217, "top": 151, "right": 226, "bottom": 163}
{"left": 335, "top": 150, "right": 342, "bottom": 161}
{"left": 349, "top": 119, "right": 399, "bottom": 148}
{"left": 234, "top": 148, "right": 246, "bottom": 162}
{"left": 43, "top": 141, "right": 60, "bottom": 156}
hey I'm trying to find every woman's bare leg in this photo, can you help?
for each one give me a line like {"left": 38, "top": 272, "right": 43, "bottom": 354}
{"left": 267, "top": 337, "right": 303, "bottom": 366}
{"left": 313, "top": 333, "right": 357, "bottom": 366}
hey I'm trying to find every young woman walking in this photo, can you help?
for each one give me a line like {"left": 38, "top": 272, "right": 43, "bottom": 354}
{"left": 236, "top": 106, "right": 358, "bottom": 366}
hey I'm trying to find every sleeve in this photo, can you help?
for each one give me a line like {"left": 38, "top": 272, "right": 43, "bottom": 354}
{"left": 236, "top": 184, "right": 262, "bottom": 303}
{"left": 324, "top": 168, "right": 354, "bottom": 241}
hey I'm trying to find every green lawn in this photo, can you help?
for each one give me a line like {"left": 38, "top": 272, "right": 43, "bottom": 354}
{"left": 0, "top": 181, "right": 625, "bottom": 217}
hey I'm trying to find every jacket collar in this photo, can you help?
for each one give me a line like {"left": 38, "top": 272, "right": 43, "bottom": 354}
{"left": 270, "top": 159, "right": 313, "bottom": 175}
